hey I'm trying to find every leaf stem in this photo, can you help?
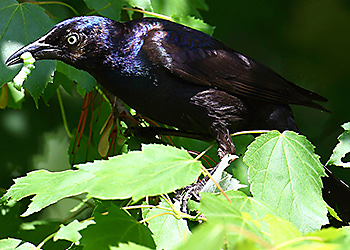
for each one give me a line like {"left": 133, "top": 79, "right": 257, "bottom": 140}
{"left": 36, "top": 232, "right": 56, "bottom": 249}
{"left": 28, "top": 1, "right": 79, "bottom": 16}
{"left": 272, "top": 236, "right": 324, "bottom": 250}
{"left": 86, "top": 2, "right": 113, "bottom": 15}
{"left": 122, "top": 204, "right": 172, "bottom": 212}
{"left": 231, "top": 130, "right": 270, "bottom": 137}
{"left": 160, "top": 194, "right": 177, "bottom": 213}
{"left": 139, "top": 212, "right": 176, "bottom": 224}
{"left": 122, "top": 7, "right": 173, "bottom": 21}
{"left": 56, "top": 88, "right": 73, "bottom": 138}
{"left": 194, "top": 143, "right": 215, "bottom": 161}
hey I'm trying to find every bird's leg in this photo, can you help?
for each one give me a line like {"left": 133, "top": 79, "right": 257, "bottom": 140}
{"left": 178, "top": 124, "right": 237, "bottom": 212}
{"left": 212, "top": 122, "right": 236, "bottom": 158}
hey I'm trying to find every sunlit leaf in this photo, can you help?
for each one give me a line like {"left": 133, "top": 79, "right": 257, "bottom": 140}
{"left": 172, "top": 15, "right": 215, "bottom": 35}
{"left": 176, "top": 223, "right": 225, "bottom": 250}
{"left": 264, "top": 214, "right": 301, "bottom": 245}
{"left": 144, "top": 200, "right": 190, "bottom": 249}
{"left": 125, "top": 0, "right": 214, "bottom": 34}
{"left": 327, "top": 122, "right": 350, "bottom": 168}
{"left": 199, "top": 192, "right": 270, "bottom": 248}
{"left": 54, "top": 219, "right": 96, "bottom": 245}
{"left": 243, "top": 131, "right": 328, "bottom": 233}
{"left": 0, "top": 238, "right": 36, "bottom": 250}
{"left": 1, "top": 144, "right": 201, "bottom": 216}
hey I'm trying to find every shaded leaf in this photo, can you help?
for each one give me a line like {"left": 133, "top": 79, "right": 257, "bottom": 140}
{"left": 80, "top": 206, "right": 155, "bottom": 250}
{"left": 1, "top": 144, "right": 201, "bottom": 216}
{"left": 0, "top": 201, "right": 22, "bottom": 238}
{"left": 0, "top": 0, "right": 56, "bottom": 103}
{"left": 84, "top": 0, "right": 123, "bottom": 21}
{"left": 327, "top": 122, "right": 350, "bottom": 167}
{"left": 243, "top": 131, "right": 328, "bottom": 233}
{"left": 56, "top": 61, "right": 96, "bottom": 93}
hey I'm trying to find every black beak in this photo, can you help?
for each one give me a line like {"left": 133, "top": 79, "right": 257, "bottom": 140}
{"left": 6, "top": 35, "right": 60, "bottom": 66}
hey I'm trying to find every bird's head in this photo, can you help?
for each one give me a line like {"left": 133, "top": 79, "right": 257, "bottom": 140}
{"left": 6, "top": 16, "right": 124, "bottom": 70}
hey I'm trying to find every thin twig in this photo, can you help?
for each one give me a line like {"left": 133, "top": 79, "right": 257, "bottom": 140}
{"left": 28, "top": 1, "right": 79, "bottom": 16}
{"left": 56, "top": 88, "right": 73, "bottom": 138}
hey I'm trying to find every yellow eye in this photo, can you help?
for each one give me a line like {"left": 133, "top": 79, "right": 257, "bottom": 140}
{"left": 67, "top": 34, "right": 79, "bottom": 45}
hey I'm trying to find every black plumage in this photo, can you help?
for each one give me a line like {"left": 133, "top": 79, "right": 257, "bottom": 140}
{"left": 6, "top": 16, "right": 327, "bottom": 157}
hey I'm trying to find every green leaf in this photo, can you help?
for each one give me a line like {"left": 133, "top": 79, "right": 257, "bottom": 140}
{"left": 146, "top": 0, "right": 207, "bottom": 18}
{"left": 224, "top": 190, "right": 278, "bottom": 230}
{"left": 56, "top": 61, "right": 96, "bottom": 93}
{"left": 327, "top": 122, "right": 350, "bottom": 167}
{"left": 176, "top": 223, "right": 225, "bottom": 250}
{"left": 1, "top": 144, "right": 201, "bottom": 216}
{"left": 0, "top": 238, "right": 36, "bottom": 250}
{"left": 306, "top": 227, "right": 344, "bottom": 242}
{"left": 172, "top": 15, "right": 215, "bottom": 35}
{"left": 80, "top": 206, "right": 155, "bottom": 250}
{"left": 199, "top": 192, "right": 270, "bottom": 248}
{"left": 78, "top": 144, "right": 201, "bottom": 200}
{"left": 124, "top": 0, "right": 215, "bottom": 34}
{"left": 144, "top": 200, "right": 190, "bottom": 249}
{"left": 0, "top": 0, "right": 56, "bottom": 103}
{"left": 264, "top": 214, "right": 301, "bottom": 245}
{"left": 110, "top": 242, "right": 152, "bottom": 250}
{"left": 84, "top": 0, "right": 123, "bottom": 21}
{"left": 243, "top": 131, "right": 328, "bottom": 233}
{"left": 225, "top": 191, "right": 302, "bottom": 245}
{"left": 327, "top": 206, "right": 342, "bottom": 222}
{"left": 54, "top": 219, "right": 96, "bottom": 245}
{"left": 0, "top": 238, "right": 21, "bottom": 249}
{"left": 202, "top": 157, "right": 246, "bottom": 194}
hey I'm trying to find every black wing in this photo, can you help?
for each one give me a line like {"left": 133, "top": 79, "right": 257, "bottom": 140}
{"left": 141, "top": 20, "right": 328, "bottom": 111}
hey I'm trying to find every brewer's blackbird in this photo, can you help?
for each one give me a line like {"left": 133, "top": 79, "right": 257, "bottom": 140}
{"left": 6, "top": 16, "right": 328, "bottom": 158}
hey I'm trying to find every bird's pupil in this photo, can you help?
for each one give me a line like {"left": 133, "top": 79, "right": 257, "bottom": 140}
{"left": 67, "top": 35, "right": 77, "bottom": 45}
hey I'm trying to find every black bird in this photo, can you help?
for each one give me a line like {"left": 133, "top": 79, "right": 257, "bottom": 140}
{"left": 6, "top": 16, "right": 327, "bottom": 157}
{"left": 6, "top": 16, "right": 349, "bottom": 221}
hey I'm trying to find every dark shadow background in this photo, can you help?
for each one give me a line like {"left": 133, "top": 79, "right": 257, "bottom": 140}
{"left": 203, "top": 0, "right": 350, "bottom": 181}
